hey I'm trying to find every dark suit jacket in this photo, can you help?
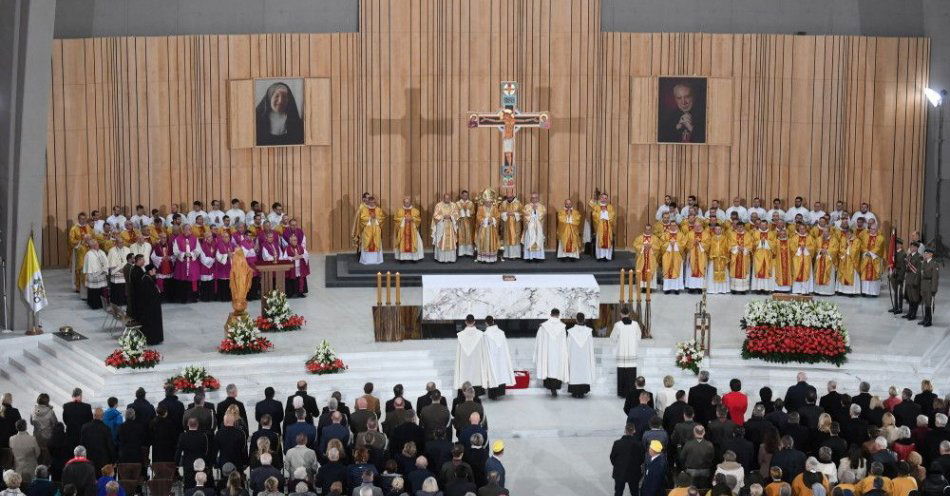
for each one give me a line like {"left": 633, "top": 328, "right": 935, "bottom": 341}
{"left": 391, "top": 421, "right": 426, "bottom": 456}
{"left": 182, "top": 405, "right": 214, "bottom": 432}
{"left": 688, "top": 383, "right": 718, "bottom": 425}
{"left": 640, "top": 453, "right": 668, "bottom": 496}
{"left": 385, "top": 395, "right": 413, "bottom": 413}
{"left": 623, "top": 388, "right": 655, "bottom": 415}
{"left": 610, "top": 435, "right": 644, "bottom": 482}
{"left": 249, "top": 428, "right": 282, "bottom": 467}
{"left": 61, "top": 459, "right": 97, "bottom": 496}
{"left": 175, "top": 429, "right": 211, "bottom": 470}
{"left": 915, "top": 391, "right": 938, "bottom": 419}
{"left": 158, "top": 395, "right": 185, "bottom": 431}
{"left": 79, "top": 420, "right": 115, "bottom": 468}
{"left": 416, "top": 394, "right": 447, "bottom": 413}
{"left": 797, "top": 404, "right": 824, "bottom": 429}
{"left": 255, "top": 398, "right": 284, "bottom": 433}
{"left": 783, "top": 382, "right": 816, "bottom": 413}
{"left": 127, "top": 398, "right": 157, "bottom": 427}
{"left": 627, "top": 405, "right": 656, "bottom": 440}
{"left": 215, "top": 397, "right": 248, "bottom": 429}
{"left": 663, "top": 401, "right": 688, "bottom": 434}
{"left": 213, "top": 425, "right": 249, "bottom": 469}
{"left": 770, "top": 448, "right": 807, "bottom": 482}
{"left": 478, "top": 482, "right": 509, "bottom": 496}
{"left": 284, "top": 392, "right": 319, "bottom": 426}
{"left": 853, "top": 393, "right": 873, "bottom": 416}
{"left": 62, "top": 401, "right": 93, "bottom": 445}
{"left": 819, "top": 391, "right": 846, "bottom": 422}
{"left": 894, "top": 400, "right": 922, "bottom": 428}
{"left": 841, "top": 417, "right": 871, "bottom": 447}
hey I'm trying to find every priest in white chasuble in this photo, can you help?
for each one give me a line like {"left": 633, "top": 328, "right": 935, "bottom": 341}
{"left": 393, "top": 196, "right": 424, "bottom": 262}
{"left": 499, "top": 194, "right": 523, "bottom": 259}
{"left": 521, "top": 192, "right": 546, "bottom": 261}
{"left": 456, "top": 190, "right": 476, "bottom": 257}
{"left": 106, "top": 236, "right": 132, "bottom": 306}
{"left": 483, "top": 316, "right": 516, "bottom": 400}
{"left": 556, "top": 199, "right": 582, "bottom": 260}
{"left": 566, "top": 313, "right": 595, "bottom": 399}
{"left": 83, "top": 239, "right": 109, "bottom": 309}
{"left": 534, "top": 308, "right": 569, "bottom": 397}
{"left": 591, "top": 193, "right": 617, "bottom": 260}
{"left": 358, "top": 196, "right": 387, "bottom": 265}
{"left": 475, "top": 198, "right": 501, "bottom": 263}
{"left": 431, "top": 194, "right": 459, "bottom": 263}
{"left": 454, "top": 315, "right": 495, "bottom": 392}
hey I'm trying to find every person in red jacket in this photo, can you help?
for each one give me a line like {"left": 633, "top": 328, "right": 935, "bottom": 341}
{"left": 723, "top": 378, "right": 749, "bottom": 426}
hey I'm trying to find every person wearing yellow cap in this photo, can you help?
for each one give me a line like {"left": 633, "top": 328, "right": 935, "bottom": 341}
{"left": 641, "top": 438, "right": 669, "bottom": 496}
{"left": 486, "top": 440, "right": 506, "bottom": 489}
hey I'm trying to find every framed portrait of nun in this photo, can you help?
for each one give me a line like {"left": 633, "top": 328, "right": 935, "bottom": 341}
{"left": 254, "top": 78, "right": 305, "bottom": 146}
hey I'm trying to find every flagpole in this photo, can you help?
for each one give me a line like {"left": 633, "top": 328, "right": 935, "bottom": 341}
{"left": 25, "top": 227, "right": 42, "bottom": 335}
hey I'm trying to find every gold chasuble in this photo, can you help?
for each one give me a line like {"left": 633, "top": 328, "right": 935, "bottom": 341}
{"left": 861, "top": 231, "right": 886, "bottom": 282}
{"left": 686, "top": 229, "right": 710, "bottom": 278}
{"left": 359, "top": 207, "right": 386, "bottom": 253}
{"left": 814, "top": 234, "right": 838, "bottom": 286}
{"left": 393, "top": 207, "right": 422, "bottom": 253}
{"left": 729, "top": 230, "right": 752, "bottom": 279}
{"left": 499, "top": 198, "right": 523, "bottom": 246}
{"left": 556, "top": 207, "right": 582, "bottom": 256}
{"left": 455, "top": 199, "right": 476, "bottom": 249}
{"left": 661, "top": 229, "right": 684, "bottom": 280}
{"left": 632, "top": 233, "right": 658, "bottom": 284}
{"left": 752, "top": 229, "right": 774, "bottom": 280}
{"left": 707, "top": 232, "right": 731, "bottom": 283}
{"left": 792, "top": 233, "right": 816, "bottom": 283}
{"left": 772, "top": 235, "right": 794, "bottom": 287}
{"left": 475, "top": 204, "right": 501, "bottom": 262}
{"left": 431, "top": 202, "right": 459, "bottom": 251}
{"left": 351, "top": 203, "right": 368, "bottom": 246}
{"left": 837, "top": 234, "right": 863, "bottom": 286}
{"left": 69, "top": 223, "right": 94, "bottom": 290}
{"left": 592, "top": 203, "right": 617, "bottom": 250}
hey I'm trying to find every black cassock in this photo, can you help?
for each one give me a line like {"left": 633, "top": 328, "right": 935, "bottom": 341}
{"left": 127, "top": 265, "right": 145, "bottom": 321}
{"left": 138, "top": 274, "right": 164, "bottom": 345}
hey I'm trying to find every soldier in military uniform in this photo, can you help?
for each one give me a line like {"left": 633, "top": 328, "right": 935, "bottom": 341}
{"left": 889, "top": 238, "right": 906, "bottom": 314}
{"left": 903, "top": 242, "right": 922, "bottom": 320}
{"left": 919, "top": 247, "right": 939, "bottom": 327}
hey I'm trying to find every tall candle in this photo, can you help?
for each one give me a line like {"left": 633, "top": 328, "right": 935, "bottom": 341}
{"left": 619, "top": 269, "right": 626, "bottom": 303}
{"left": 395, "top": 272, "right": 401, "bottom": 305}
{"left": 385, "top": 271, "right": 392, "bottom": 305}
{"left": 376, "top": 272, "right": 382, "bottom": 305}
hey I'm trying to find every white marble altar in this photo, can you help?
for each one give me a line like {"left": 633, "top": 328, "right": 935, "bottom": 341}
{"left": 421, "top": 273, "right": 600, "bottom": 320}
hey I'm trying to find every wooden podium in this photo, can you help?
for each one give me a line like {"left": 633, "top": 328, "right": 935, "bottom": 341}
{"left": 255, "top": 261, "right": 294, "bottom": 315}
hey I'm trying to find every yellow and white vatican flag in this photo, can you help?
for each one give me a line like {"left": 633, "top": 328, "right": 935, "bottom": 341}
{"left": 18, "top": 235, "right": 48, "bottom": 313}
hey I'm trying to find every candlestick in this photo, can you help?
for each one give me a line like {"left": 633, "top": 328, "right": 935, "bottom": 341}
{"left": 395, "top": 272, "right": 401, "bottom": 305}
{"left": 376, "top": 272, "right": 382, "bottom": 305}
{"left": 646, "top": 274, "right": 652, "bottom": 302}
{"left": 633, "top": 271, "right": 640, "bottom": 303}
{"left": 385, "top": 271, "right": 392, "bottom": 305}
{"left": 619, "top": 269, "right": 626, "bottom": 303}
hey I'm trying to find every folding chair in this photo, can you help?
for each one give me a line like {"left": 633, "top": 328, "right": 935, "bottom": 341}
{"left": 150, "top": 462, "right": 177, "bottom": 481}
{"left": 117, "top": 463, "right": 143, "bottom": 495}
{"left": 100, "top": 294, "right": 119, "bottom": 331}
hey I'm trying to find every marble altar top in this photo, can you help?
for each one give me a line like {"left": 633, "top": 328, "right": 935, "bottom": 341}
{"left": 421, "top": 274, "right": 600, "bottom": 320}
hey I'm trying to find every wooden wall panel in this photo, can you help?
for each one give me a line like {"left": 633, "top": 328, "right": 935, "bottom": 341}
{"left": 43, "top": 0, "right": 929, "bottom": 266}
{"left": 228, "top": 80, "right": 254, "bottom": 148}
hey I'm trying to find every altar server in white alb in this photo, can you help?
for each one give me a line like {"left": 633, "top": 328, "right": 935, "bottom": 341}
{"left": 566, "top": 313, "right": 595, "bottom": 398}
{"left": 483, "top": 316, "right": 516, "bottom": 400}
{"left": 611, "top": 307, "right": 641, "bottom": 398}
{"left": 534, "top": 308, "right": 569, "bottom": 397}
{"left": 521, "top": 192, "right": 546, "bottom": 261}
{"left": 454, "top": 315, "right": 495, "bottom": 393}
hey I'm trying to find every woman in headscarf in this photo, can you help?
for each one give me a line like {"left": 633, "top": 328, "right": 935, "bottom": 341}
{"left": 255, "top": 82, "right": 304, "bottom": 146}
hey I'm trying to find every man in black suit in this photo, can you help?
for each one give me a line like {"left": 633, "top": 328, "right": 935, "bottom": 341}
{"left": 688, "top": 370, "right": 717, "bottom": 425}
{"left": 722, "top": 427, "right": 755, "bottom": 470}
{"left": 215, "top": 383, "right": 248, "bottom": 429}
{"left": 391, "top": 411, "right": 426, "bottom": 457}
{"left": 640, "top": 440, "right": 668, "bottom": 496}
{"left": 782, "top": 412, "right": 811, "bottom": 454}
{"left": 176, "top": 418, "right": 211, "bottom": 488}
{"left": 783, "top": 372, "right": 816, "bottom": 413}
{"left": 127, "top": 387, "right": 156, "bottom": 427}
{"left": 255, "top": 387, "right": 284, "bottom": 434}
{"left": 182, "top": 391, "right": 215, "bottom": 432}
{"left": 423, "top": 427, "right": 453, "bottom": 473}
{"left": 841, "top": 404, "right": 870, "bottom": 447}
{"left": 853, "top": 381, "right": 873, "bottom": 416}
{"left": 322, "top": 391, "right": 351, "bottom": 423}
{"left": 623, "top": 376, "right": 655, "bottom": 415}
{"left": 249, "top": 414, "right": 281, "bottom": 467}
{"left": 770, "top": 435, "right": 806, "bottom": 483}
{"left": 610, "top": 424, "right": 644, "bottom": 496}
{"left": 663, "top": 390, "right": 689, "bottom": 434}
{"left": 284, "top": 380, "right": 319, "bottom": 427}
{"left": 158, "top": 385, "right": 185, "bottom": 433}
{"left": 62, "top": 388, "right": 93, "bottom": 451}
{"left": 385, "top": 384, "right": 413, "bottom": 414}
{"left": 921, "top": 414, "right": 950, "bottom": 465}
{"left": 797, "top": 391, "right": 824, "bottom": 429}
{"left": 819, "top": 380, "right": 845, "bottom": 423}
{"left": 213, "top": 413, "right": 249, "bottom": 472}
{"left": 915, "top": 380, "right": 938, "bottom": 420}
{"left": 820, "top": 422, "right": 849, "bottom": 462}
{"left": 79, "top": 408, "right": 115, "bottom": 473}
{"left": 417, "top": 382, "right": 447, "bottom": 412}
{"left": 894, "top": 388, "right": 923, "bottom": 428}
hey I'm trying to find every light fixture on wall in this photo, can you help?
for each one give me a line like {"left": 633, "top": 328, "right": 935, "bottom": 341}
{"left": 925, "top": 87, "right": 948, "bottom": 260}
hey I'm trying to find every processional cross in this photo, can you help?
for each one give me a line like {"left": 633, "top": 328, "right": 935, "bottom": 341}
{"left": 467, "top": 81, "right": 550, "bottom": 194}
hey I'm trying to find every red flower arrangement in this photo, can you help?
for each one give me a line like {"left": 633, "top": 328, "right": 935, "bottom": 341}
{"left": 741, "top": 325, "right": 850, "bottom": 366}
{"left": 306, "top": 358, "right": 348, "bottom": 375}
{"left": 104, "top": 349, "right": 162, "bottom": 369}
{"left": 254, "top": 314, "right": 305, "bottom": 332}
{"left": 219, "top": 313, "right": 274, "bottom": 354}
{"left": 218, "top": 336, "right": 274, "bottom": 354}
{"left": 164, "top": 366, "right": 221, "bottom": 393}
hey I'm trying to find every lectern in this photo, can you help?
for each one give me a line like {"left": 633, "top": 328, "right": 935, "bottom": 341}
{"left": 255, "top": 261, "right": 294, "bottom": 315}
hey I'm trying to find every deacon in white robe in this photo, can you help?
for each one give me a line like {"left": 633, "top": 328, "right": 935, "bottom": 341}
{"left": 521, "top": 193, "right": 546, "bottom": 261}
{"left": 534, "top": 309, "right": 569, "bottom": 397}
{"left": 454, "top": 316, "right": 495, "bottom": 392}
{"left": 83, "top": 241, "right": 109, "bottom": 309}
{"left": 566, "top": 314, "right": 596, "bottom": 398}
{"left": 483, "top": 317, "right": 516, "bottom": 400}
{"left": 106, "top": 239, "right": 132, "bottom": 306}
{"left": 610, "top": 308, "right": 642, "bottom": 398}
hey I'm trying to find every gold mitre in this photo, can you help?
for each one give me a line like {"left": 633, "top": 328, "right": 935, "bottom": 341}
{"left": 478, "top": 187, "right": 500, "bottom": 205}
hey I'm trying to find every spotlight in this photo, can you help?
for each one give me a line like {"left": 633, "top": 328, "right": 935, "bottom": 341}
{"left": 924, "top": 88, "right": 944, "bottom": 107}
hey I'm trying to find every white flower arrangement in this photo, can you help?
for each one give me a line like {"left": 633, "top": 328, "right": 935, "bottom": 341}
{"left": 118, "top": 327, "right": 147, "bottom": 360}
{"left": 674, "top": 339, "right": 705, "bottom": 375}
{"left": 226, "top": 314, "right": 262, "bottom": 346}
{"left": 182, "top": 365, "right": 211, "bottom": 384}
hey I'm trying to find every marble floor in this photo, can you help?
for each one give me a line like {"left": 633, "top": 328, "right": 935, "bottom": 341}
{"left": 2, "top": 256, "right": 948, "bottom": 496}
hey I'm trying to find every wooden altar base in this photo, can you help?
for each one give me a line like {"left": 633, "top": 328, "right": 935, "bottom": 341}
{"left": 326, "top": 250, "right": 636, "bottom": 287}
{"left": 372, "top": 305, "right": 422, "bottom": 341}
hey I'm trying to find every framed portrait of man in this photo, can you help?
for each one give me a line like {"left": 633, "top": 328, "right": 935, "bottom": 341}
{"left": 657, "top": 76, "right": 707, "bottom": 144}
{"left": 254, "top": 78, "right": 305, "bottom": 146}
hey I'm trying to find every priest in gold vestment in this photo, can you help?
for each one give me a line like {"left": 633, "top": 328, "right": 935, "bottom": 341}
{"left": 632, "top": 224, "right": 658, "bottom": 290}
{"left": 456, "top": 190, "right": 476, "bottom": 257}
{"left": 521, "top": 193, "right": 546, "bottom": 261}
{"left": 836, "top": 228, "right": 863, "bottom": 295}
{"left": 813, "top": 229, "right": 838, "bottom": 295}
{"left": 751, "top": 220, "right": 774, "bottom": 293}
{"left": 591, "top": 193, "right": 617, "bottom": 260}
{"left": 706, "top": 224, "right": 731, "bottom": 294}
{"left": 475, "top": 198, "right": 501, "bottom": 263}
{"left": 684, "top": 223, "right": 709, "bottom": 293}
{"left": 860, "top": 226, "right": 886, "bottom": 296}
{"left": 661, "top": 223, "right": 685, "bottom": 294}
{"left": 729, "top": 223, "right": 752, "bottom": 293}
{"left": 431, "top": 194, "right": 459, "bottom": 263}
{"left": 358, "top": 196, "right": 386, "bottom": 265}
{"left": 771, "top": 230, "right": 794, "bottom": 292}
{"left": 499, "top": 194, "right": 523, "bottom": 259}
{"left": 556, "top": 200, "right": 582, "bottom": 260}
{"left": 69, "top": 212, "right": 95, "bottom": 294}
{"left": 351, "top": 192, "right": 370, "bottom": 257}
{"left": 791, "top": 223, "right": 816, "bottom": 295}
{"left": 393, "top": 197, "right": 424, "bottom": 262}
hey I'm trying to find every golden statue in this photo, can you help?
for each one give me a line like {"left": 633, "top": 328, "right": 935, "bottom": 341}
{"left": 226, "top": 248, "right": 253, "bottom": 329}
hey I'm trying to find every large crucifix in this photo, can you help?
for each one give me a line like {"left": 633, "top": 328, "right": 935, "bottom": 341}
{"left": 467, "top": 81, "right": 550, "bottom": 194}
